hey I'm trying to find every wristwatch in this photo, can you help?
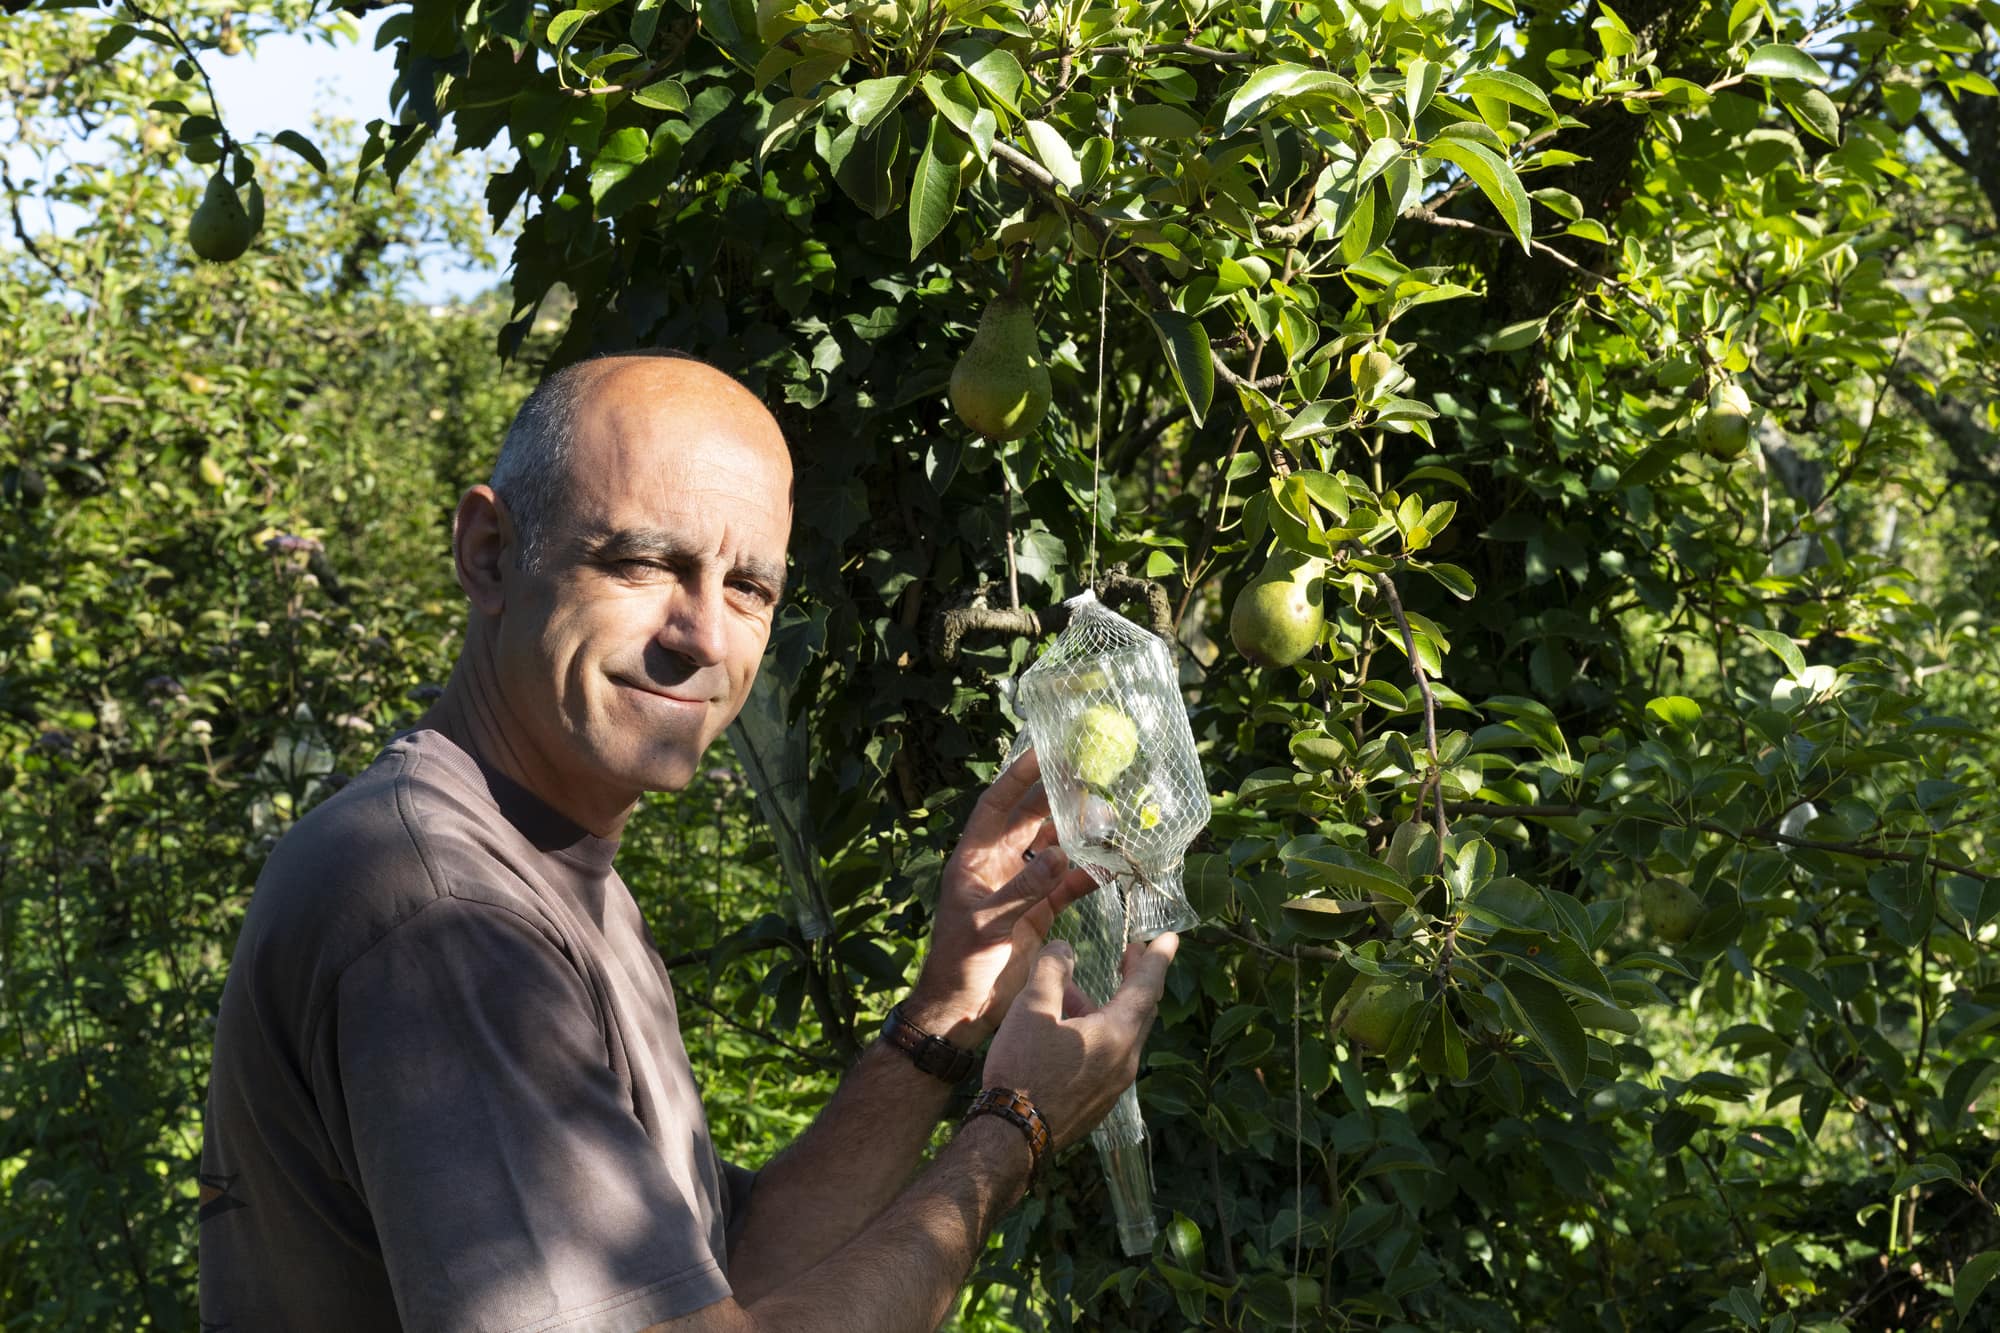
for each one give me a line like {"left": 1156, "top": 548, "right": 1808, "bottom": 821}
{"left": 880, "top": 1002, "right": 979, "bottom": 1084}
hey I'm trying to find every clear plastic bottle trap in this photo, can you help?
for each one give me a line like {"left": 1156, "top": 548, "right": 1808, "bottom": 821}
{"left": 1008, "top": 591, "right": 1208, "bottom": 1255}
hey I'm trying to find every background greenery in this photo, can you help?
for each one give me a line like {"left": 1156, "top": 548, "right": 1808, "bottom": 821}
{"left": 3, "top": 0, "right": 1998, "bottom": 1327}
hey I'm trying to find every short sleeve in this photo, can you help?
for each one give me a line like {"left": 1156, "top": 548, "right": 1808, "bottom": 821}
{"left": 326, "top": 898, "right": 734, "bottom": 1333}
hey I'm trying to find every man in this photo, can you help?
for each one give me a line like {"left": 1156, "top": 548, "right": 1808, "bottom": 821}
{"left": 199, "top": 352, "right": 1177, "bottom": 1332}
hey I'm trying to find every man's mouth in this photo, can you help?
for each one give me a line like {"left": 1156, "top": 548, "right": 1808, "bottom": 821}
{"left": 613, "top": 677, "right": 710, "bottom": 707}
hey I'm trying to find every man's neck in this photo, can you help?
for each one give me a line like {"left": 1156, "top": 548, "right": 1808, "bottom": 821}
{"left": 419, "top": 650, "right": 636, "bottom": 840}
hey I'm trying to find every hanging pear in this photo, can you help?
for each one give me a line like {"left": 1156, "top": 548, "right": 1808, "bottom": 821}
{"left": 188, "top": 171, "right": 256, "bottom": 263}
{"left": 1229, "top": 552, "right": 1327, "bottom": 668}
{"left": 949, "top": 294, "right": 1051, "bottom": 441}
{"left": 1695, "top": 380, "right": 1753, "bottom": 460}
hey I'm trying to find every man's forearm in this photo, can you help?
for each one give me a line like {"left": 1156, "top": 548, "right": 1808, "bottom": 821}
{"left": 736, "top": 1116, "right": 1030, "bottom": 1333}
{"left": 726, "top": 1039, "right": 960, "bottom": 1300}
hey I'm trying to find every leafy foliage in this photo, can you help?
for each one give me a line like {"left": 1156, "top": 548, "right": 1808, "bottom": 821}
{"left": 6, "top": 0, "right": 2000, "bottom": 1327}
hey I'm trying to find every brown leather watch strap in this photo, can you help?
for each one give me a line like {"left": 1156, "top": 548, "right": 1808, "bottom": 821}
{"left": 880, "top": 1002, "right": 979, "bottom": 1084}
{"left": 961, "top": 1086, "right": 1052, "bottom": 1176}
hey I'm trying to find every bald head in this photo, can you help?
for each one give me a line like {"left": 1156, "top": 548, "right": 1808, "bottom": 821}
{"left": 490, "top": 351, "right": 791, "bottom": 572}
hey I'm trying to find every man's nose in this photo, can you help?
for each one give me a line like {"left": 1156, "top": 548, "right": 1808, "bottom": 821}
{"left": 655, "top": 576, "right": 728, "bottom": 670}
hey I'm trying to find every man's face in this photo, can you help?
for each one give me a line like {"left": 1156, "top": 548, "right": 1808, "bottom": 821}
{"left": 489, "top": 362, "right": 793, "bottom": 817}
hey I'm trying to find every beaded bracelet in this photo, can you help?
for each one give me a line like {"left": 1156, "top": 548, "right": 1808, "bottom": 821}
{"left": 962, "top": 1086, "right": 1052, "bottom": 1177}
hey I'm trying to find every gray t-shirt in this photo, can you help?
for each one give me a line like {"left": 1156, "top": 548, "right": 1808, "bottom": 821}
{"left": 200, "top": 728, "right": 753, "bottom": 1332}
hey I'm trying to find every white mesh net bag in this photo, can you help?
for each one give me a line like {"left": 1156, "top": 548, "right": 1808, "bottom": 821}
{"left": 1007, "top": 589, "right": 1209, "bottom": 1255}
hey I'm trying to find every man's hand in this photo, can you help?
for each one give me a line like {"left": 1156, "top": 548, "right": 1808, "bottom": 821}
{"left": 982, "top": 933, "right": 1178, "bottom": 1151}
{"left": 904, "top": 748, "right": 1099, "bottom": 1046}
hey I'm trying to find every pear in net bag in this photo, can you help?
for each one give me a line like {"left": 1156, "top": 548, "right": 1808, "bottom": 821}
{"left": 1009, "top": 589, "right": 1209, "bottom": 1255}
{"left": 1014, "top": 591, "right": 1209, "bottom": 941}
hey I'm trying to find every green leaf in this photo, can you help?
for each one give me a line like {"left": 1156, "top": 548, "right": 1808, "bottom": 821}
{"left": 632, "top": 0, "right": 667, "bottom": 47}
{"left": 1353, "top": 136, "right": 1403, "bottom": 192}
{"left": 1424, "top": 139, "right": 1532, "bottom": 253}
{"left": 1743, "top": 627, "right": 1807, "bottom": 677}
{"left": 631, "top": 79, "right": 689, "bottom": 112}
{"left": 1644, "top": 695, "right": 1702, "bottom": 730}
{"left": 546, "top": 7, "right": 594, "bottom": 49}
{"left": 1499, "top": 970, "right": 1588, "bottom": 1091}
{"left": 271, "top": 129, "right": 327, "bottom": 174}
{"left": 1121, "top": 103, "right": 1201, "bottom": 139}
{"left": 1571, "top": 1001, "right": 1640, "bottom": 1034}
{"left": 1889, "top": 1155, "right": 1962, "bottom": 1194}
{"left": 698, "top": 0, "right": 764, "bottom": 69}
{"left": 1782, "top": 87, "right": 1841, "bottom": 143}
{"left": 95, "top": 22, "right": 138, "bottom": 60}
{"left": 1459, "top": 68, "right": 1556, "bottom": 121}
{"left": 1283, "top": 844, "right": 1407, "bottom": 900}
{"left": 1022, "top": 119, "right": 1081, "bottom": 191}
{"left": 1745, "top": 42, "right": 1828, "bottom": 83}
{"left": 1221, "top": 64, "right": 1359, "bottom": 136}
{"left": 851, "top": 75, "right": 912, "bottom": 132}
{"left": 1149, "top": 309, "right": 1213, "bottom": 425}
{"left": 943, "top": 40, "right": 1024, "bottom": 113}
{"left": 588, "top": 126, "right": 648, "bottom": 205}
{"left": 1959, "top": 1252, "right": 2000, "bottom": 1317}
{"left": 758, "top": 93, "right": 827, "bottom": 170}
{"left": 908, "top": 117, "right": 967, "bottom": 259}
{"left": 1419, "top": 562, "right": 1476, "bottom": 599}
{"left": 1769, "top": 963, "right": 1842, "bottom": 1018}
{"left": 1166, "top": 1213, "right": 1206, "bottom": 1273}
{"left": 1488, "top": 316, "right": 1545, "bottom": 351}
{"left": 1405, "top": 55, "right": 1440, "bottom": 122}
{"left": 1653, "top": 1105, "right": 1701, "bottom": 1154}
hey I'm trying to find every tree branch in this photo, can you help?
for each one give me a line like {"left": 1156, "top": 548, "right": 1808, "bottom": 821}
{"left": 1911, "top": 111, "right": 1975, "bottom": 173}
{"left": 1444, "top": 801, "right": 1991, "bottom": 880}
{"left": 0, "top": 163, "right": 64, "bottom": 283}
{"left": 933, "top": 571, "right": 1173, "bottom": 662}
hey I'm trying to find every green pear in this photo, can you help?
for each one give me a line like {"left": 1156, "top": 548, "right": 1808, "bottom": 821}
{"left": 1639, "top": 877, "right": 1704, "bottom": 944}
{"left": 1229, "top": 553, "right": 1326, "bottom": 669}
{"left": 949, "top": 295, "right": 1051, "bottom": 441}
{"left": 1695, "top": 381, "right": 1752, "bottom": 460}
{"left": 188, "top": 172, "right": 255, "bottom": 263}
{"left": 1065, "top": 703, "right": 1140, "bottom": 788}
{"left": 1338, "top": 980, "right": 1416, "bottom": 1052}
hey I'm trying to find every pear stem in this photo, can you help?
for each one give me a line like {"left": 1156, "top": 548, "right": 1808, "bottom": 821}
{"left": 1003, "top": 473, "right": 1020, "bottom": 610}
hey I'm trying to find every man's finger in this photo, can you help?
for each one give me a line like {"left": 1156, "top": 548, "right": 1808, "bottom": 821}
{"left": 987, "top": 782, "right": 1054, "bottom": 859}
{"left": 1019, "top": 939, "right": 1075, "bottom": 1018}
{"left": 1061, "top": 977, "right": 1099, "bottom": 1020}
{"left": 985, "top": 845, "right": 1093, "bottom": 932}
{"left": 961, "top": 747, "right": 1042, "bottom": 846}
{"left": 1023, "top": 821, "right": 1061, "bottom": 859}
{"left": 1103, "top": 932, "right": 1179, "bottom": 1026}
{"left": 1043, "top": 865, "right": 1099, "bottom": 916}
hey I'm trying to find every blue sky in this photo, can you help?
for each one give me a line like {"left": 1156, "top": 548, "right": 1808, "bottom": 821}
{"left": 207, "top": 13, "right": 508, "bottom": 304}
{"left": 13, "top": 13, "right": 506, "bottom": 306}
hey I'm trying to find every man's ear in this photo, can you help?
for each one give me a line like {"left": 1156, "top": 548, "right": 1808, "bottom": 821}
{"left": 453, "top": 485, "right": 514, "bottom": 615}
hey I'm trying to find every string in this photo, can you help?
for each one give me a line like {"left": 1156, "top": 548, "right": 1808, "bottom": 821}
{"left": 1291, "top": 948, "right": 1303, "bottom": 1332}
{"left": 1087, "top": 259, "right": 1107, "bottom": 590}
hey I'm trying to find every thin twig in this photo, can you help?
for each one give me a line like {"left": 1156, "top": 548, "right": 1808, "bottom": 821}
{"left": 990, "top": 140, "right": 1283, "bottom": 391}
{"left": 1023, "top": 39, "right": 1258, "bottom": 66}
{"left": 1444, "top": 800, "right": 1991, "bottom": 880}
{"left": 1373, "top": 573, "right": 1448, "bottom": 863}
{"left": 0, "top": 163, "right": 64, "bottom": 282}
